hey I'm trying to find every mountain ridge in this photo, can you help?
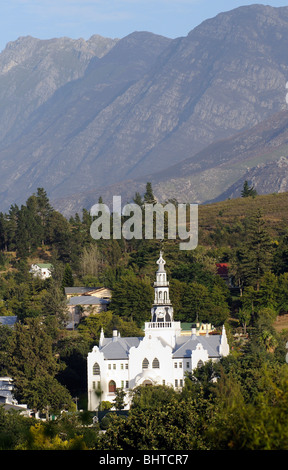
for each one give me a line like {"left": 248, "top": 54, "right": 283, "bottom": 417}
{"left": 0, "top": 5, "right": 288, "bottom": 214}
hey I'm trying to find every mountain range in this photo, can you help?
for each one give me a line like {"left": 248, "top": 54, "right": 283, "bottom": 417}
{"left": 1, "top": 4, "right": 288, "bottom": 215}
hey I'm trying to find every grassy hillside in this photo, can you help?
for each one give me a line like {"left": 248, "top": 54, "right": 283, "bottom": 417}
{"left": 199, "top": 192, "right": 288, "bottom": 243}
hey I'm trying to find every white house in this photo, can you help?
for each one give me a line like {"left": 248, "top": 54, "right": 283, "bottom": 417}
{"left": 87, "top": 252, "right": 230, "bottom": 411}
{"left": 29, "top": 263, "right": 53, "bottom": 280}
{"left": 0, "top": 377, "right": 30, "bottom": 416}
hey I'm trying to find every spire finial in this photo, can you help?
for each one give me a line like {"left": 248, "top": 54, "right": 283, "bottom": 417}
{"left": 156, "top": 250, "right": 166, "bottom": 272}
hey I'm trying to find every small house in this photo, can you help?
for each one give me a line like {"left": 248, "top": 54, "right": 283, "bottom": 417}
{"left": 29, "top": 263, "right": 53, "bottom": 280}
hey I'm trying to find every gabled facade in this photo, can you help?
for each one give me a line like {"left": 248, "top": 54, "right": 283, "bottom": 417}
{"left": 87, "top": 252, "right": 229, "bottom": 411}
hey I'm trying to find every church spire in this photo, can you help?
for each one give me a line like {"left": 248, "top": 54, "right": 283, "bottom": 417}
{"left": 156, "top": 250, "right": 166, "bottom": 272}
{"left": 151, "top": 251, "right": 174, "bottom": 323}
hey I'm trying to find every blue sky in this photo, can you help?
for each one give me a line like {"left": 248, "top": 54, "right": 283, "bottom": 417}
{"left": 1, "top": 0, "right": 288, "bottom": 51}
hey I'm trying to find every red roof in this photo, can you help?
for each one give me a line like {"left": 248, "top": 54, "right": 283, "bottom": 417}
{"left": 216, "top": 263, "right": 229, "bottom": 275}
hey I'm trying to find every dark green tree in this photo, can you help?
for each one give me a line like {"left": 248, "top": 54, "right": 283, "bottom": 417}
{"left": 0, "top": 324, "right": 14, "bottom": 375}
{"left": 0, "top": 407, "right": 36, "bottom": 450}
{"left": 62, "top": 263, "right": 74, "bottom": 288}
{"left": 113, "top": 388, "right": 126, "bottom": 411}
{"left": 143, "top": 182, "right": 156, "bottom": 204}
{"left": 241, "top": 180, "right": 257, "bottom": 198}
{"left": 7, "top": 317, "right": 72, "bottom": 412}
{"left": 100, "top": 391, "right": 211, "bottom": 450}
{"left": 133, "top": 191, "right": 144, "bottom": 206}
{"left": 41, "top": 280, "right": 69, "bottom": 326}
{"left": 110, "top": 274, "right": 153, "bottom": 326}
{"left": 237, "top": 210, "right": 273, "bottom": 290}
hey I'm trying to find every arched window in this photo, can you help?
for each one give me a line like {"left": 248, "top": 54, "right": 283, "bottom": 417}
{"left": 164, "top": 291, "right": 167, "bottom": 301}
{"left": 108, "top": 380, "right": 116, "bottom": 393}
{"left": 93, "top": 362, "right": 100, "bottom": 375}
{"left": 197, "top": 360, "right": 204, "bottom": 368}
{"left": 142, "top": 358, "right": 149, "bottom": 369}
{"left": 152, "top": 358, "right": 160, "bottom": 369}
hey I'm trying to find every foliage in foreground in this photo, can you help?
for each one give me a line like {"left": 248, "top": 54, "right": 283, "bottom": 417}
{"left": 2, "top": 340, "right": 288, "bottom": 451}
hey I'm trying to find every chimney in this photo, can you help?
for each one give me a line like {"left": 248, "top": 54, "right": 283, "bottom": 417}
{"left": 112, "top": 328, "right": 117, "bottom": 341}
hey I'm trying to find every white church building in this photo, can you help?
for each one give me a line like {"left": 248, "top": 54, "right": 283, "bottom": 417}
{"left": 87, "top": 252, "right": 229, "bottom": 411}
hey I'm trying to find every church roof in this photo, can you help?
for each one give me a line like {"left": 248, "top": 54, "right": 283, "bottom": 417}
{"left": 173, "top": 334, "right": 221, "bottom": 359}
{"left": 98, "top": 333, "right": 222, "bottom": 360}
{"left": 100, "top": 337, "right": 142, "bottom": 359}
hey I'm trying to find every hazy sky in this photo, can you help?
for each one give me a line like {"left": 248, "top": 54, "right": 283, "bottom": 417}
{"left": 1, "top": 0, "right": 288, "bottom": 51}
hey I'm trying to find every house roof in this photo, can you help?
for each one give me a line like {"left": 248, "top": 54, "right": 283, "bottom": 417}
{"left": 0, "top": 316, "right": 17, "bottom": 327}
{"left": 34, "top": 263, "right": 53, "bottom": 269}
{"left": 65, "top": 287, "right": 98, "bottom": 295}
{"left": 68, "top": 296, "right": 110, "bottom": 306}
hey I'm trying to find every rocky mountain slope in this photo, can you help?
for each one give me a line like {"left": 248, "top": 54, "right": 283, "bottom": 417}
{"left": 0, "top": 35, "right": 118, "bottom": 144}
{"left": 53, "top": 109, "right": 288, "bottom": 215}
{"left": 1, "top": 4, "right": 288, "bottom": 214}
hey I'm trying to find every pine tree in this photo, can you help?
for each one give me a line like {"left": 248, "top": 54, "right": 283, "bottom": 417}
{"left": 241, "top": 180, "right": 257, "bottom": 198}
{"left": 238, "top": 210, "right": 273, "bottom": 291}
{"left": 62, "top": 263, "right": 74, "bottom": 288}
{"left": 143, "top": 182, "right": 156, "bottom": 204}
{"left": 133, "top": 191, "right": 144, "bottom": 206}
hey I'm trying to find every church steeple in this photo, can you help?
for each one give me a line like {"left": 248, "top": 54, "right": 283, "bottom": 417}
{"left": 151, "top": 251, "right": 174, "bottom": 323}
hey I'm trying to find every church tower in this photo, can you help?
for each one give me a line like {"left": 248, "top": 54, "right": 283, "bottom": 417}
{"left": 145, "top": 251, "right": 181, "bottom": 347}
{"left": 151, "top": 251, "right": 174, "bottom": 323}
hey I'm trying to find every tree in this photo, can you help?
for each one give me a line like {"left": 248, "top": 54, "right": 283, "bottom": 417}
{"left": 0, "top": 212, "right": 9, "bottom": 251}
{"left": 15, "top": 205, "right": 41, "bottom": 257}
{"left": 238, "top": 210, "right": 273, "bottom": 290}
{"left": 113, "top": 388, "right": 126, "bottom": 411}
{"left": 56, "top": 336, "right": 90, "bottom": 397}
{"left": 0, "top": 325, "right": 14, "bottom": 375}
{"left": 8, "top": 317, "right": 72, "bottom": 412}
{"left": 133, "top": 191, "right": 144, "bottom": 206}
{"left": 238, "top": 308, "right": 251, "bottom": 335}
{"left": 46, "top": 211, "right": 73, "bottom": 262}
{"left": 62, "top": 263, "right": 74, "bottom": 288}
{"left": 110, "top": 274, "right": 153, "bottom": 326}
{"left": 241, "top": 180, "right": 257, "bottom": 198}
{"left": 5, "top": 204, "right": 19, "bottom": 251}
{"left": 208, "top": 363, "right": 288, "bottom": 450}
{"left": 130, "top": 384, "right": 178, "bottom": 411}
{"left": 79, "top": 243, "right": 103, "bottom": 278}
{"left": 41, "top": 280, "right": 69, "bottom": 326}
{"left": 276, "top": 273, "right": 288, "bottom": 314}
{"left": 77, "top": 310, "right": 143, "bottom": 346}
{"left": 181, "top": 281, "right": 210, "bottom": 322}
{"left": 26, "top": 376, "right": 73, "bottom": 417}
{"left": 0, "top": 407, "right": 35, "bottom": 450}
{"left": 16, "top": 421, "right": 88, "bottom": 450}
{"left": 100, "top": 392, "right": 211, "bottom": 450}
{"left": 143, "top": 182, "right": 156, "bottom": 204}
